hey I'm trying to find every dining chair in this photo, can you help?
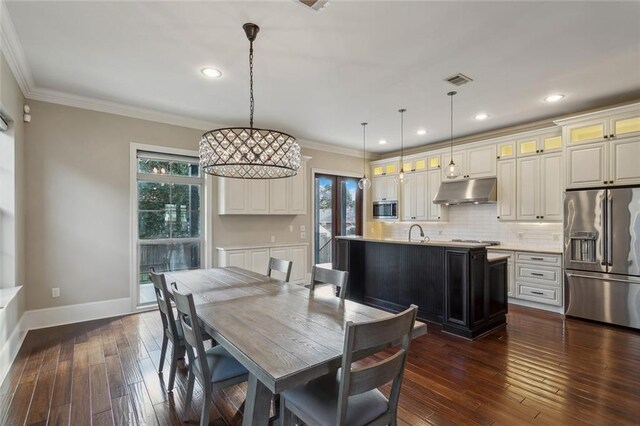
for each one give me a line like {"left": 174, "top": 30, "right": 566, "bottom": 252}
{"left": 280, "top": 304, "right": 418, "bottom": 426}
{"left": 173, "top": 289, "right": 249, "bottom": 426}
{"left": 309, "top": 265, "right": 349, "bottom": 299}
{"left": 267, "top": 257, "right": 293, "bottom": 282}
{"left": 149, "top": 270, "right": 186, "bottom": 392}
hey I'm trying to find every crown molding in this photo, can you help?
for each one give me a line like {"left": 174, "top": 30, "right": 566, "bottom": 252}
{"left": 299, "top": 138, "right": 380, "bottom": 160}
{"left": 0, "top": 0, "right": 34, "bottom": 96}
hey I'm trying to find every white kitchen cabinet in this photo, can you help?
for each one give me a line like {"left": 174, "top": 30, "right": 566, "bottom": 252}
{"left": 466, "top": 144, "right": 497, "bottom": 178}
{"left": 217, "top": 244, "right": 308, "bottom": 283}
{"left": 517, "top": 157, "right": 539, "bottom": 221}
{"left": 442, "top": 145, "right": 495, "bottom": 180}
{"left": 372, "top": 176, "right": 398, "bottom": 202}
{"left": 565, "top": 118, "right": 608, "bottom": 145}
{"left": 566, "top": 142, "right": 607, "bottom": 188}
{"left": 513, "top": 252, "right": 563, "bottom": 307}
{"left": 371, "top": 160, "right": 399, "bottom": 177}
{"left": 566, "top": 137, "right": 640, "bottom": 188}
{"left": 427, "top": 169, "right": 447, "bottom": 221}
{"left": 609, "top": 137, "right": 640, "bottom": 185}
{"left": 496, "top": 159, "right": 517, "bottom": 221}
{"left": 610, "top": 111, "right": 640, "bottom": 140}
{"left": 559, "top": 106, "right": 640, "bottom": 145}
{"left": 517, "top": 153, "right": 562, "bottom": 221}
{"left": 517, "top": 133, "right": 562, "bottom": 157}
{"left": 401, "top": 172, "right": 427, "bottom": 221}
{"left": 496, "top": 141, "right": 516, "bottom": 160}
{"left": 219, "top": 160, "right": 307, "bottom": 215}
{"left": 540, "top": 153, "right": 563, "bottom": 221}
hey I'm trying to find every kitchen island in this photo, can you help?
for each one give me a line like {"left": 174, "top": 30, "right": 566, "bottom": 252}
{"left": 334, "top": 236, "right": 509, "bottom": 339}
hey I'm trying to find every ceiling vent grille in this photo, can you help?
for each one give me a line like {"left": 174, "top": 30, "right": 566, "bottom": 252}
{"left": 445, "top": 73, "right": 474, "bottom": 86}
{"left": 295, "top": 0, "right": 329, "bottom": 11}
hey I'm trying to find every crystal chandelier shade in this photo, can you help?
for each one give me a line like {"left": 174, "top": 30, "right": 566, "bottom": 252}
{"left": 200, "top": 23, "right": 301, "bottom": 179}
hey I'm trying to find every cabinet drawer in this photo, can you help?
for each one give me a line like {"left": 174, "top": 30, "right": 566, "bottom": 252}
{"left": 516, "top": 264, "right": 561, "bottom": 287}
{"left": 516, "top": 283, "right": 561, "bottom": 306}
{"left": 516, "top": 252, "right": 562, "bottom": 266}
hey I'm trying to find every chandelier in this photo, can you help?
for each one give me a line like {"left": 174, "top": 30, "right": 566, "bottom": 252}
{"left": 200, "top": 23, "right": 301, "bottom": 179}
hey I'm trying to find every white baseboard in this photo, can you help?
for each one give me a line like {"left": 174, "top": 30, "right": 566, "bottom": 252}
{"left": 508, "top": 298, "right": 565, "bottom": 315}
{"left": 22, "top": 297, "right": 133, "bottom": 331}
{"left": 0, "top": 314, "right": 26, "bottom": 388}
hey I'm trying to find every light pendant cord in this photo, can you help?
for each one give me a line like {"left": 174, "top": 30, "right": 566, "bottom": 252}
{"left": 448, "top": 91, "right": 457, "bottom": 159}
{"left": 249, "top": 39, "right": 254, "bottom": 130}
{"left": 361, "top": 122, "right": 368, "bottom": 175}
{"left": 399, "top": 108, "right": 406, "bottom": 166}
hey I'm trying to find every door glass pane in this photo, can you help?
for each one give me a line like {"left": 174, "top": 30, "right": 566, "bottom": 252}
{"left": 415, "top": 160, "right": 426, "bottom": 170}
{"left": 519, "top": 140, "right": 537, "bottom": 155}
{"left": 500, "top": 144, "right": 514, "bottom": 157}
{"left": 428, "top": 156, "right": 441, "bottom": 169}
{"left": 138, "top": 242, "right": 201, "bottom": 304}
{"left": 341, "top": 179, "right": 358, "bottom": 236}
{"left": 315, "top": 176, "right": 333, "bottom": 264}
{"left": 403, "top": 162, "right": 413, "bottom": 172}
{"left": 373, "top": 166, "right": 384, "bottom": 176}
{"left": 570, "top": 124, "right": 603, "bottom": 143}
{"left": 386, "top": 164, "right": 397, "bottom": 174}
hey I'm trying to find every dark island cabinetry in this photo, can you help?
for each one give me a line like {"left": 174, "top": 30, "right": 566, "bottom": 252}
{"left": 335, "top": 237, "right": 508, "bottom": 339}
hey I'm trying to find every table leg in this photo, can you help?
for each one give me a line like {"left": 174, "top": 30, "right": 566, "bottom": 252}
{"left": 243, "top": 373, "right": 273, "bottom": 426}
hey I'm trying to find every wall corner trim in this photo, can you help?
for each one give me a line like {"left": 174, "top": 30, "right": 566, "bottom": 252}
{"left": 22, "top": 297, "right": 133, "bottom": 331}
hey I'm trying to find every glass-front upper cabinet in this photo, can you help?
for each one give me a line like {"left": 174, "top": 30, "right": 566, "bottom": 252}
{"left": 517, "top": 133, "right": 562, "bottom": 157}
{"left": 427, "top": 154, "right": 441, "bottom": 170}
{"left": 372, "top": 160, "right": 399, "bottom": 176}
{"left": 402, "top": 157, "right": 427, "bottom": 173}
{"left": 566, "top": 118, "right": 607, "bottom": 145}
{"left": 542, "top": 134, "right": 563, "bottom": 153}
{"left": 610, "top": 111, "right": 640, "bottom": 140}
{"left": 497, "top": 141, "right": 516, "bottom": 160}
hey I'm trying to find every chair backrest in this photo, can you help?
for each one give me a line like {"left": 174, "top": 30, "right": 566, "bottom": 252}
{"left": 173, "top": 289, "right": 210, "bottom": 381}
{"left": 335, "top": 305, "right": 418, "bottom": 425}
{"left": 267, "top": 257, "right": 293, "bottom": 282}
{"left": 149, "top": 270, "right": 181, "bottom": 341}
{"left": 309, "top": 266, "right": 349, "bottom": 299}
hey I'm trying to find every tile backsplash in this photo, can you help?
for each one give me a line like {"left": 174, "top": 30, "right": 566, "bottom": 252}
{"left": 367, "top": 204, "right": 563, "bottom": 251}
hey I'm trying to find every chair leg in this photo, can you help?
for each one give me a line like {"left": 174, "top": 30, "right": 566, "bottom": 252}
{"left": 280, "top": 400, "right": 293, "bottom": 426}
{"left": 183, "top": 366, "right": 195, "bottom": 421}
{"left": 158, "top": 336, "right": 168, "bottom": 374}
{"left": 200, "top": 386, "right": 211, "bottom": 426}
{"left": 167, "top": 343, "right": 179, "bottom": 392}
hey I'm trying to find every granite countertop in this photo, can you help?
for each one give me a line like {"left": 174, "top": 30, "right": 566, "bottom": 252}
{"left": 488, "top": 245, "right": 563, "bottom": 255}
{"left": 216, "top": 242, "right": 309, "bottom": 250}
{"left": 336, "top": 235, "right": 489, "bottom": 249}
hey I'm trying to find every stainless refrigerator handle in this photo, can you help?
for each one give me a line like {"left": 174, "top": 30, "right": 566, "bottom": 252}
{"left": 601, "top": 193, "right": 607, "bottom": 266}
{"left": 607, "top": 192, "right": 613, "bottom": 267}
{"left": 565, "top": 272, "right": 640, "bottom": 285}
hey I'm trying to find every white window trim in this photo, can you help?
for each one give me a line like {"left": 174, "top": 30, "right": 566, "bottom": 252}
{"left": 310, "top": 168, "right": 367, "bottom": 267}
{"left": 129, "top": 142, "right": 212, "bottom": 311}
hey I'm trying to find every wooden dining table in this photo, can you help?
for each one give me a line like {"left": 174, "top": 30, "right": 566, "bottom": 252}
{"left": 165, "top": 266, "right": 427, "bottom": 426}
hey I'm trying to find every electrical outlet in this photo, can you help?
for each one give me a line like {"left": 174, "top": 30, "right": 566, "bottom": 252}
{"left": 270, "top": 235, "right": 276, "bottom": 243}
{"left": 52, "top": 288, "right": 60, "bottom": 298}
{"left": 300, "top": 232, "right": 306, "bottom": 239}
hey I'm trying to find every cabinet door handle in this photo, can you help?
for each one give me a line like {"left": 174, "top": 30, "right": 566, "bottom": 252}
{"left": 531, "top": 272, "right": 545, "bottom": 277}
{"left": 531, "top": 291, "right": 544, "bottom": 295}
{"left": 497, "top": 216, "right": 500, "bottom": 219}
{"left": 609, "top": 180, "right": 614, "bottom": 184}
{"left": 540, "top": 149, "right": 544, "bottom": 153}
{"left": 536, "top": 150, "right": 540, "bottom": 153}
{"left": 604, "top": 135, "right": 609, "bottom": 139}
{"left": 603, "top": 181, "right": 607, "bottom": 185}
{"left": 438, "top": 216, "right": 441, "bottom": 219}
{"left": 610, "top": 134, "right": 615, "bottom": 139}
{"left": 497, "top": 156, "right": 500, "bottom": 159}
{"left": 541, "top": 216, "right": 544, "bottom": 219}
{"left": 531, "top": 257, "right": 544, "bottom": 261}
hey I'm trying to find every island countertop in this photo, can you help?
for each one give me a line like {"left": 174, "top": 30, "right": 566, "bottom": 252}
{"left": 336, "top": 235, "right": 489, "bottom": 249}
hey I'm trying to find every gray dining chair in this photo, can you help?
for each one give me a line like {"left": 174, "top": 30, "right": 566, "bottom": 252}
{"left": 173, "top": 289, "right": 249, "bottom": 426}
{"left": 310, "top": 265, "right": 349, "bottom": 299}
{"left": 149, "top": 270, "right": 185, "bottom": 392}
{"left": 280, "top": 304, "right": 417, "bottom": 426}
{"left": 267, "top": 257, "right": 293, "bottom": 282}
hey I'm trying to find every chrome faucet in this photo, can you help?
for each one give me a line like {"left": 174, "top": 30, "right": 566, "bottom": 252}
{"left": 408, "top": 224, "right": 425, "bottom": 242}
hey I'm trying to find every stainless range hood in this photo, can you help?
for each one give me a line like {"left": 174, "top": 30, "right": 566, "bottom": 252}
{"left": 433, "top": 177, "right": 497, "bottom": 205}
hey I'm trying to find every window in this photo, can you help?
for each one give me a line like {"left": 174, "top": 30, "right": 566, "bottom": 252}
{"left": 135, "top": 151, "right": 204, "bottom": 305}
{"left": 314, "top": 174, "right": 362, "bottom": 265}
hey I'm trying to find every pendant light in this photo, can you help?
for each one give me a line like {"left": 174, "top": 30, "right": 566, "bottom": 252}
{"left": 200, "top": 23, "right": 301, "bottom": 179}
{"left": 358, "top": 122, "right": 371, "bottom": 190}
{"left": 397, "top": 108, "right": 407, "bottom": 185}
{"left": 445, "top": 91, "right": 460, "bottom": 179}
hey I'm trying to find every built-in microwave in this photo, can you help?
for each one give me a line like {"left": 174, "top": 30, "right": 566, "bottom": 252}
{"left": 373, "top": 201, "right": 398, "bottom": 219}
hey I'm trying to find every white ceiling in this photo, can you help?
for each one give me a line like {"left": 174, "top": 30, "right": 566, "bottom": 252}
{"left": 4, "top": 1, "right": 640, "bottom": 153}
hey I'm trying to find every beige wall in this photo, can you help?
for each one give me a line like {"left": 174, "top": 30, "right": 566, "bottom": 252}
{"left": 24, "top": 100, "right": 363, "bottom": 310}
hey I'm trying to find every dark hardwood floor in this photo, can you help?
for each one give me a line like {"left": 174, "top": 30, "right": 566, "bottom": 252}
{"left": 1, "top": 305, "right": 639, "bottom": 425}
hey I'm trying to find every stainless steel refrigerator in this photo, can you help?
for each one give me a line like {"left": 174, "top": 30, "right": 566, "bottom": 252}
{"left": 564, "top": 187, "right": 640, "bottom": 329}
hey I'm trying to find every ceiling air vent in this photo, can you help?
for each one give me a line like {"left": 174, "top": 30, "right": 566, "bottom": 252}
{"left": 445, "top": 73, "right": 474, "bottom": 87}
{"left": 295, "top": 0, "right": 329, "bottom": 11}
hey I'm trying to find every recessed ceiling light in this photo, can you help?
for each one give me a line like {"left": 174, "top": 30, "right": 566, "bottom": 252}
{"left": 474, "top": 113, "right": 489, "bottom": 120}
{"left": 417, "top": 129, "right": 427, "bottom": 135}
{"left": 544, "top": 94, "right": 565, "bottom": 103}
{"left": 379, "top": 139, "right": 387, "bottom": 145}
{"left": 201, "top": 67, "right": 222, "bottom": 78}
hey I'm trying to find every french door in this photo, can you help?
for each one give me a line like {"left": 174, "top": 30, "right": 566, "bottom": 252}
{"left": 314, "top": 174, "right": 363, "bottom": 265}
